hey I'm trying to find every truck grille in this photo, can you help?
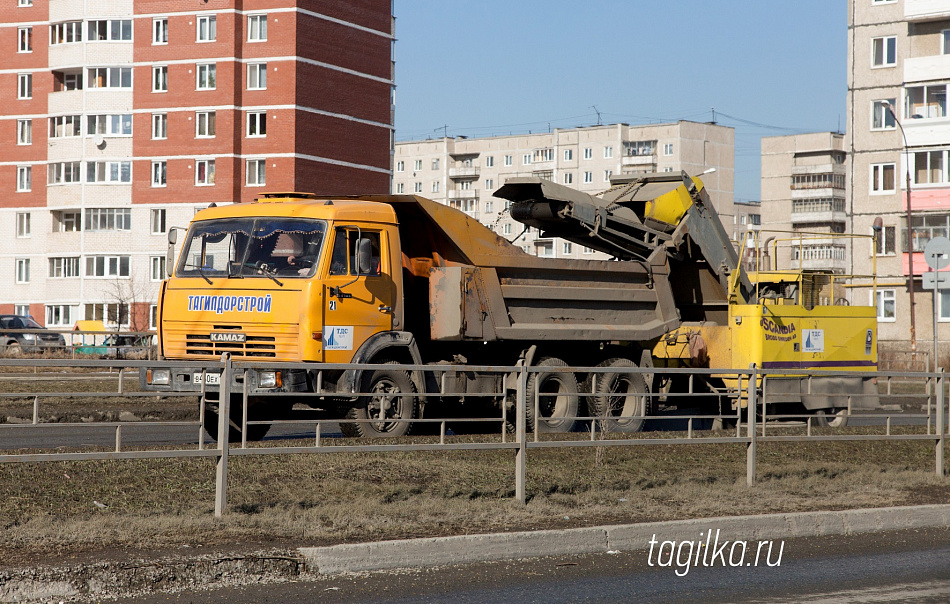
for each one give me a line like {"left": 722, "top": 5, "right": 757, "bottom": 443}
{"left": 185, "top": 334, "right": 276, "bottom": 357}
{"left": 163, "top": 322, "right": 298, "bottom": 360}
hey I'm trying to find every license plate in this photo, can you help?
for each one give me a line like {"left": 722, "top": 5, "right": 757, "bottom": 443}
{"left": 193, "top": 372, "right": 221, "bottom": 385}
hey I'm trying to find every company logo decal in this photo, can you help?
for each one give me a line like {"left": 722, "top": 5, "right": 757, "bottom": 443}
{"left": 323, "top": 326, "right": 353, "bottom": 351}
{"left": 760, "top": 318, "right": 796, "bottom": 342}
{"left": 802, "top": 329, "right": 824, "bottom": 353}
{"left": 187, "top": 294, "right": 272, "bottom": 315}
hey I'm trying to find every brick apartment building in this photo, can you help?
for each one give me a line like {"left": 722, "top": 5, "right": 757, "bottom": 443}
{"left": 0, "top": 0, "right": 393, "bottom": 331}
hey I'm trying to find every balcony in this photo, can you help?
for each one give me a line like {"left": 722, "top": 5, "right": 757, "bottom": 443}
{"left": 790, "top": 244, "right": 848, "bottom": 272}
{"left": 621, "top": 154, "right": 656, "bottom": 167}
{"left": 447, "top": 189, "right": 478, "bottom": 201}
{"left": 448, "top": 166, "right": 479, "bottom": 179}
{"left": 905, "top": 0, "right": 950, "bottom": 22}
{"left": 789, "top": 210, "right": 848, "bottom": 226}
{"left": 905, "top": 54, "right": 950, "bottom": 84}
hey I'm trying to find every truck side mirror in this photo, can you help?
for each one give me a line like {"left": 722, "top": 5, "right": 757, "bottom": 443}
{"left": 166, "top": 228, "right": 178, "bottom": 278}
{"left": 356, "top": 238, "right": 372, "bottom": 275}
{"left": 168, "top": 228, "right": 178, "bottom": 245}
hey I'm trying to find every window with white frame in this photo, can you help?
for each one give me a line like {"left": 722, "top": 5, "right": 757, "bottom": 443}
{"left": 16, "top": 119, "right": 31, "bottom": 145}
{"left": 149, "top": 304, "right": 158, "bottom": 330}
{"left": 196, "top": 63, "right": 216, "bottom": 90}
{"left": 873, "top": 225, "right": 896, "bottom": 256}
{"left": 195, "top": 159, "right": 215, "bottom": 185}
{"left": 504, "top": 155, "right": 512, "bottom": 166}
{"left": 583, "top": 246, "right": 594, "bottom": 255}
{"left": 49, "top": 115, "right": 81, "bottom": 138}
{"left": 18, "top": 0, "right": 33, "bottom": 6}
{"left": 47, "top": 162, "right": 81, "bottom": 184}
{"left": 664, "top": 143, "right": 674, "bottom": 156}
{"left": 583, "top": 171, "right": 592, "bottom": 183}
{"left": 18, "top": 27, "right": 32, "bottom": 52}
{"left": 197, "top": 15, "right": 216, "bottom": 41}
{"left": 396, "top": 183, "right": 404, "bottom": 193}
{"left": 485, "top": 178, "right": 494, "bottom": 189}
{"left": 522, "top": 154, "right": 531, "bottom": 165}
{"left": 431, "top": 181, "right": 439, "bottom": 193}
{"left": 247, "top": 63, "right": 267, "bottom": 89}
{"left": 533, "top": 148, "right": 553, "bottom": 162}
{"left": 603, "top": 169, "right": 612, "bottom": 182}
{"left": 16, "top": 166, "right": 31, "bottom": 192}
{"left": 195, "top": 111, "right": 215, "bottom": 137}
{"left": 152, "top": 113, "right": 167, "bottom": 140}
{"left": 431, "top": 158, "right": 439, "bottom": 170}
{"left": 875, "top": 289, "right": 896, "bottom": 321}
{"left": 247, "top": 111, "right": 266, "bottom": 137}
{"left": 150, "top": 208, "right": 166, "bottom": 234}
{"left": 872, "top": 36, "right": 897, "bottom": 67}
{"left": 50, "top": 21, "right": 82, "bottom": 44}
{"left": 16, "top": 212, "right": 30, "bottom": 237}
{"left": 87, "top": 67, "right": 132, "bottom": 89}
{"left": 871, "top": 163, "right": 896, "bottom": 193}
{"left": 86, "top": 161, "right": 131, "bottom": 184}
{"left": 17, "top": 74, "right": 31, "bottom": 99}
{"left": 485, "top": 201, "right": 493, "bottom": 213}
{"left": 396, "top": 160, "right": 404, "bottom": 172}
{"left": 564, "top": 149, "right": 573, "bottom": 161}
{"left": 248, "top": 14, "right": 267, "bottom": 41}
{"left": 48, "top": 257, "right": 80, "bottom": 278}
{"left": 485, "top": 156, "right": 494, "bottom": 167}
{"left": 459, "top": 180, "right": 472, "bottom": 191}
{"left": 414, "top": 159, "right": 422, "bottom": 171}
{"left": 87, "top": 114, "right": 132, "bottom": 136}
{"left": 414, "top": 182, "right": 422, "bottom": 193}
{"left": 151, "top": 161, "right": 166, "bottom": 187}
{"left": 153, "top": 18, "right": 168, "bottom": 44}
{"left": 150, "top": 256, "right": 166, "bottom": 281}
{"left": 944, "top": 30, "right": 950, "bottom": 55}
{"left": 246, "top": 159, "right": 266, "bottom": 186}
{"left": 604, "top": 146, "right": 613, "bottom": 159}
{"left": 13, "top": 304, "right": 29, "bottom": 317}
{"left": 152, "top": 65, "right": 167, "bottom": 92}
{"left": 503, "top": 223, "right": 512, "bottom": 235}
{"left": 583, "top": 148, "right": 592, "bottom": 160}
{"left": 46, "top": 305, "right": 75, "bottom": 327}
{"left": 563, "top": 172, "right": 573, "bottom": 184}
{"left": 85, "top": 303, "right": 129, "bottom": 327}
{"left": 15, "top": 259, "right": 30, "bottom": 283}
{"left": 905, "top": 84, "right": 946, "bottom": 120}
{"left": 52, "top": 211, "right": 80, "bottom": 232}
{"left": 913, "top": 150, "right": 946, "bottom": 185}
{"left": 85, "top": 256, "right": 130, "bottom": 278}
{"left": 87, "top": 20, "right": 131, "bottom": 41}
{"left": 872, "top": 99, "right": 896, "bottom": 130}
{"left": 85, "top": 208, "right": 131, "bottom": 231}
{"left": 562, "top": 242, "right": 572, "bottom": 255}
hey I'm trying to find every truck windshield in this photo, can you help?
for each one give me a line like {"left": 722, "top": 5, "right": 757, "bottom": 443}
{"left": 176, "top": 218, "right": 327, "bottom": 279}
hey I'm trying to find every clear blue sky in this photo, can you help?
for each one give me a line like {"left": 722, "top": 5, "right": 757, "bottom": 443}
{"left": 392, "top": 0, "right": 846, "bottom": 203}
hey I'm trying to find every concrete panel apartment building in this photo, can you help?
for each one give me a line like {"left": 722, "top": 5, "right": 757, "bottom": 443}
{"left": 848, "top": 0, "right": 950, "bottom": 355}
{"left": 0, "top": 0, "right": 393, "bottom": 331}
{"left": 393, "top": 121, "right": 735, "bottom": 259}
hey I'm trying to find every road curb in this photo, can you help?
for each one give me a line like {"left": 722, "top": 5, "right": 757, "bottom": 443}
{"left": 298, "top": 503, "right": 950, "bottom": 574}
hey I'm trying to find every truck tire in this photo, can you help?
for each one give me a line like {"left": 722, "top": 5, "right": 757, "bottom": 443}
{"left": 812, "top": 407, "right": 848, "bottom": 428}
{"left": 588, "top": 358, "right": 650, "bottom": 433}
{"left": 525, "top": 357, "right": 579, "bottom": 433}
{"left": 203, "top": 395, "right": 272, "bottom": 443}
{"left": 341, "top": 362, "right": 417, "bottom": 438}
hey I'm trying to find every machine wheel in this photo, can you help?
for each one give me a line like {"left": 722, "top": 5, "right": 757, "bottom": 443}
{"left": 525, "top": 357, "right": 579, "bottom": 433}
{"left": 812, "top": 407, "right": 849, "bottom": 428}
{"left": 341, "top": 362, "right": 417, "bottom": 438}
{"left": 588, "top": 358, "right": 650, "bottom": 433}
{"left": 203, "top": 395, "right": 272, "bottom": 443}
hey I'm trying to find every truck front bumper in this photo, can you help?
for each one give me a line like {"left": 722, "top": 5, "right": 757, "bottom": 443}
{"left": 139, "top": 365, "right": 309, "bottom": 394}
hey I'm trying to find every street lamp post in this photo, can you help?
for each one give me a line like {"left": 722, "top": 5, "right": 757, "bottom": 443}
{"left": 883, "top": 101, "right": 917, "bottom": 355}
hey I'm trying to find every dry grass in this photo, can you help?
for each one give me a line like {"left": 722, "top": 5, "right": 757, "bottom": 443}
{"left": 2, "top": 432, "right": 949, "bottom": 568}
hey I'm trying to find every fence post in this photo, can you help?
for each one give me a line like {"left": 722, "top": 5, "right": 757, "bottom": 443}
{"left": 214, "top": 354, "right": 232, "bottom": 518}
{"left": 515, "top": 362, "right": 527, "bottom": 504}
{"left": 747, "top": 365, "right": 757, "bottom": 486}
{"left": 938, "top": 368, "right": 945, "bottom": 478}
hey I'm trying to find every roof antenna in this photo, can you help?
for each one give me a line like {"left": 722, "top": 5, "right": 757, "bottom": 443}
{"left": 590, "top": 105, "right": 602, "bottom": 126}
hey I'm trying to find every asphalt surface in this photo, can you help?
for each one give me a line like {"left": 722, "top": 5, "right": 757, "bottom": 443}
{"left": 114, "top": 527, "right": 950, "bottom": 603}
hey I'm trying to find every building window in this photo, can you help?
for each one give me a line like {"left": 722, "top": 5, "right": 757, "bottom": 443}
{"left": 503, "top": 223, "right": 512, "bottom": 235}
{"left": 85, "top": 208, "right": 131, "bottom": 231}
{"left": 16, "top": 166, "right": 31, "bottom": 192}
{"left": 150, "top": 256, "right": 166, "bottom": 281}
{"left": 151, "top": 161, "right": 166, "bottom": 187}
{"left": 396, "top": 161, "right": 404, "bottom": 172}
{"left": 196, "top": 63, "right": 216, "bottom": 90}
{"left": 246, "top": 159, "right": 266, "bottom": 186}
{"left": 485, "top": 201, "right": 493, "bottom": 213}
{"left": 150, "top": 208, "right": 167, "bottom": 234}
{"left": 152, "top": 113, "right": 167, "bottom": 140}
{"left": 46, "top": 305, "right": 75, "bottom": 327}
{"left": 872, "top": 36, "right": 897, "bottom": 68}
{"left": 905, "top": 84, "right": 946, "bottom": 120}
{"left": 792, "top": 173, "right": 846, "bottom": 190}
{"left": 913, "top": 150, "right": 946, "bottom": 185}
{"left": 87, "top": 20, "right": 132, "bottom": 41}
{"left": 396, "top": 183, "right": 404, "bottom": 193}
{"left": 87, "top": 67, "right": 132, "bottom": 89}
{"left": 875, "top": 289, "right": 896, "bottom": 322}
{"left": 195, "top": 159, "right": 215, "bottom": 185}
{"left": 522, "top": 154, "right": 531, "bottom": 165}
{"left": 431, "top": 158, "right": 440, "bottom": 170}
{"left": 153, "top": 18, "right": 168, "bottom": 44}
{"left": 16, "top": 213, "right": 30, "bottom": 237}
{"left": 247, "top": 111, "right": 266, "bottom": 137}
{"left": 197, "top": 15, "right": 216, "bottom": 42}
{"left": 533, "top": 148, "right": 553, "bottom": 162}
{"left": 18, "top": 26, "right": 32, "bottom": 52}
{"left": 87, "top": 114, "right": 132, "bottom": 136}
{"left": 50, "top": 21, "right": 82, "bottom": 44}
{"left": 17, "top": 74, "right": 32, "bottom": 99}
{"left": 149, "top": 304, "right": 158, "bottom": 329}
{"left": 247, "top": 63, "right": 267, "bottom": 89}
{"left": 48, "top": 257, "right": 80, "bottom": 278}
{"left": 485, "top": 156, "right": 494, "bottom": 167}
{"left": 195, "top": 111, "right": 216, "bottom": 138}
{"left": 873, "top": 225, "right": 896, "bottom": 256}
{"left": 604, "top": 146, "right": 613, "bottom": 159}
{"left": 49, "top": 115, "right": 81, "bottom": 138}
{"left": 485, "top": 178, "right": 494, "bottom": 189}
{"left": 85, "top": 256, "right": 130, "bottom": 278}
{"left": 18, "top": 0, "right": 33, "bottom": 6}
{"left": 248, "top": 14, "right": 267, "bottom": 41}
{"left": 431, "top": 181, "right": 440, "bottom": 193}
{"left": 47, "top": 162, "right": 81, "bottom": 185}
{"left": 563, "top": 172, "right": 573, "bottom": 184}
{"left": 53, "top": 211, "right": 81, "bottom": 232}
{"left": 583, "top": 171, "right": 592, "bottom": 184}
{"left": 604, "top": 170, "right": 612, "bottom": 182}
{"left": 583, "top": 148, "right": 592, "bottom": 160}
{"left": 414, "top": 159, "right": 422, "bottom": 171}
{"left": 15, "top": 259, "right": 30, "bottom": 283}
{"left": 414, "top": 182, "right": 422, "bottom": 193}
{"left": 564, "top": 149, "right": 573, "bottom": 161}
{"left": 86, "top": 161, "right": 132, "bottom": 184}
{"left": 152, "top": 65, "right": 167, "bottom": 92}
{"left": 504, "top": 155, "right": 512, "bottom": 167}
{"left": 905, "top": 214, "right": 950, "bottom": 253}
{"left": 872, "top": 98, "right": 898, "bottom": 127}
{"left": 17, "top": 119, "right": 31, "bottom": 145}
{"left": 583, "top": 246, "right": 594, "bottom": 255}
{"left": 944, "top": 30, "right": 950, "bottom": 55}
{"left": 86, "top": 303, "right": 130, "bottom": 328}
{"left": 870, "top": 163, "right": 896, "bottom": 193}
{"left": 664, "top": 143, "right": 674, "bottom": 156}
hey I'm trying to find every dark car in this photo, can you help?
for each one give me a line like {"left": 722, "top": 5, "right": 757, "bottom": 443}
{"left": 103, "top": 333, "right": 154, "bottom": 359}
{"left": 0, "top": 315, "right": 66, "bottom": 354}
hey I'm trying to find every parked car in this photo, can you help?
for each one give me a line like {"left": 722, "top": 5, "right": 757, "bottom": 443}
{"left": 103, "top": 333, "right": 154, "bottom": 359}
{"left": 0, "top": 315, "right": 66, "bottom": 354}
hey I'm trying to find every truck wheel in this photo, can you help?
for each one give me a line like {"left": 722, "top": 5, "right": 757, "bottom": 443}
{"left": 813, "top": 407, "right": 848, "bottom": 428}
{"left": 341, "top": 362, "right": 417, "bottom": 438}
{"left": 525, "top": 357, "right": 579, "bottom": 433}
{"left": 589, "top": 358, "right": 649, "bottom": 433}
{"left": 203, "top": 395, "right": 272, "bottom": 443}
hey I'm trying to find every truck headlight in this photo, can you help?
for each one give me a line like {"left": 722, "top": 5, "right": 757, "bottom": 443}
{"left": 148, "top": 369, "right": 171, "bottom": 385}
{"left": 259, "top": 371, "right": 281, "bottom": 388}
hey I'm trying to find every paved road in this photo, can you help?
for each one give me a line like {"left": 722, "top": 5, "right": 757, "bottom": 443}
{"left": 116, "top": 528, "right": 950, "bottom": 603}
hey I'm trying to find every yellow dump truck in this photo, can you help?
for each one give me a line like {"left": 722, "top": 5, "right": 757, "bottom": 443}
{"left": 141, "top": 173, "right": 876, "bottom": 439}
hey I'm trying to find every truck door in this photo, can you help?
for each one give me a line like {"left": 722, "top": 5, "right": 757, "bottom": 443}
{"left": 323, "top": 227, "right": 394, "bottom": 363}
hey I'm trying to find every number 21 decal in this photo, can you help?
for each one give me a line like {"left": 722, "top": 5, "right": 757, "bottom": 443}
{"left": 329, "top": 300, "right": 337, "bottom": 311}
